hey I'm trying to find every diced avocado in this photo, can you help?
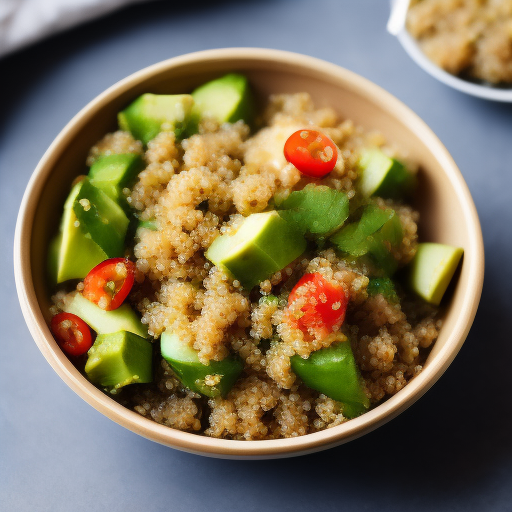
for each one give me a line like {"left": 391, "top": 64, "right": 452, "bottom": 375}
{"left": 358, "top": 148, "right": 415, "bottom": 199}
{"left": 47, "top": 233, "right": 61, "bottom": 284}
{"left": 118, "top": 94, "right": 194, "bottom": 145}
{"left": 205, "top": 211, "right": 306, "bottom": 290}
{"left": 137, "top": 218, "right": 158, "bottom": 231}
{"left": 367, "top": 277, "right": 399, "bottom": 303}
{"left": 63, "top": 291, "right": 148, "bottom": 338}
{"left": 88, "top": 154, "right": 144, "bottom": 205}
{"left": 85, "top": 331, "right": 153, "bottom": 390}
{"left": 275, "top": 185, "right": 349, "bottom": 240}
{"left": 73, "top": 179, "right": 130, "bottom": 258}
{"left": 191, "top": 73, "right": 255, "bottom": 128}
{"left": 259, "top": 294, "right": 279, "bottom": 307}
{"left": 160, "top": 330, "right": 243, "bottom": 398}
{"left": 291, "top": 341, "right": 370, "bottom": 419}
{"left": 330, "top": 204, "right": 403, "bottom": 275}
{"left": 407, "top": 243, "right": 463, "bottom": 305}
{"left": 49, "top": 181, "right": 108, "bottom": 284}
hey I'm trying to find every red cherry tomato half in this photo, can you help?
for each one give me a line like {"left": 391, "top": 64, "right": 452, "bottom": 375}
{"left": 284, "top": 129, "right": 338, "bottom": 178}
{"left": 51, "top": 312, "right": 93, "bottom": 357}
{"left": 286, "top": 273, "right": 348, "bottom": 339}
{"left": 83, "top": 258, "right": 135, "bottom": 311}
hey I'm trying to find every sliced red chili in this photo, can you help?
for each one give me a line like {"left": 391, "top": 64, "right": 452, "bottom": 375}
{"left": 284, "top": 129, "right": 338, "bottom": 178}
{"left": 83, "top": 258, "right": 135, "bottom": 311}
{"left": 286, "top": 272, "right": 348, "bottom": 339}
{"left": 51, "top": 312, "right": 93, "bottom": 357}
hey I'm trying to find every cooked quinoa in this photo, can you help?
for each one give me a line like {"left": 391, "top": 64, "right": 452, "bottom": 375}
{"left": 407, "top": 0, "right": 512, "bottom": 84}
{"left": 52, "top": 92, "right": 441, "bottom": 440}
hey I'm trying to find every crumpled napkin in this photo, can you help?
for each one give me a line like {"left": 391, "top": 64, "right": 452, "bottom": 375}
{"left": 0, "top": 0, "right": 147, "bottom": 58}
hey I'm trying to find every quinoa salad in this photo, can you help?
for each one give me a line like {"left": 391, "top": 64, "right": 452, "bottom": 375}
{"left": 48, "top": 74, "right": 463, "bottom": 440}
{"left": 407, "top": 0, "right": 512, "bottom": 84}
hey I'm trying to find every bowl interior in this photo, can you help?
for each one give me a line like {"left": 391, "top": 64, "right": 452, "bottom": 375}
{"left": 17, "top": 49, "right": 484, "bottom": 458}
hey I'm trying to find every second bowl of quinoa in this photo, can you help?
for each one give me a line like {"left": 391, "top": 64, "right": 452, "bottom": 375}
{"left": 393, "top": 0, "right": 512, "bottom": 101}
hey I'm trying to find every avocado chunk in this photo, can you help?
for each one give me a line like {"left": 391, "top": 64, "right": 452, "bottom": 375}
{"left": 259, "top": 294, "right": 279, "bottom": 307}
{"left": 291, "top": 341, "right": 370, "bottom": 418}
{"left": 118, "top": 94, "right": 194, "bottom": 145}
{"left": 137, "top": 218, "right": 158, "bottom": 231}
{"left": 275, "top": 184, "right": 349, "bottom": 240}
{"left": 63, "top": 291, "right": 148, "bottom": 338}
{"left": 85, "top": 330, "right": 153, "bottom": 390}
{"left": 88, "top": 153, "right": 144, "bottom": 206}
{"left": 160, "top": 330, "right": 243, "bottom": 398}
{"left": 367, "top": 277, "right": 399, "bottom": 303}
{"left": 407, "top": 243, "right": 463, "bottom": 305}
{"left": 330, "top": 204, "right": 403, "bottom": 275}
{"left": 191, "top": 73, "right": 255, "bottom": 127}
{"left": 205, "top": 211, "right": 307, "bottom": 290}
{"left": 358, "top": 148, "right": 415, "bottom": 199}
{"left": 73, "top": 179, "right": 130, "bottom": 258}
{"left": 49, "top": 181, "right": 108, "bottom": 284}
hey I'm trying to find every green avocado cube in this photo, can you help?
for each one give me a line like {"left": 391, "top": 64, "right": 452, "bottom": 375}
{"left": 191, "top": 73, "right": 255, "bottom": 128}
{"left": 160, "top": 330, "right": 243, "bottom": 398}
{"left": 88, "top": 153, "right": 144, "bottom": 205}
{"left": 407, "top": 243, "right": 463, "bottom": 305}
{"left": 358, "top": 148, "right": 415, "bottom": 199}
{"left": 137, "top": 218, "right": 158, "bottom": 231}
{"left": 63, "top": 292, "right": 148, "bottom": 338}
{"left": 118, "top": 94, "right": 194, "bottom": 145}
{"left": 49, "top": 181, "right": 108, "bottom": 284}
{"left": 73, "top": 179, "right": 129, "bottom": 258}
{"left": 205, "top": 211, "right": 307, "bottom": 290}
{"left": 291, "top": 341, "right": 370, "bottom": 418}
{"left": 85, "top": 331, "right": 153, "bottom": 390}
{"left": 275, "top": 184, "right": 349, "bottom": 240}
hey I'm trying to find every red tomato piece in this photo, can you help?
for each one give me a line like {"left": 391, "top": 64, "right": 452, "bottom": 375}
{"left": 83, "top": 258, "right": 135, "bottom": 311}
{"left": 284, "top": 129, "right": 338, "bottom": 178}
{"left": 51, "top": 312, "right": 93, "bottom": 357}
{"left": 286, "top": 273, "right": 348, "bottom": 339}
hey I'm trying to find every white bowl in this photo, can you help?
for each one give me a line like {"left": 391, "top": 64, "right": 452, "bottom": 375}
{"left": 390, "top": 0, "right": 512, "bottom": 102}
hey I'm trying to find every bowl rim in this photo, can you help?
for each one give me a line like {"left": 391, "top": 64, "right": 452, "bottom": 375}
{"left": 14, "top": 47, "right": 484, "bottom": 459}
{"left": 396, "top": 29, "right": 512, "bottom": 102}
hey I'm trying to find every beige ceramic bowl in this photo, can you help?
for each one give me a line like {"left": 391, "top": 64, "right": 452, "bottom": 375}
{"left": 14, "top": 48, "right": 484, "bottom": 459}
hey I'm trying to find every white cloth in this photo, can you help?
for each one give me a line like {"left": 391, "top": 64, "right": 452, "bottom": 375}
{"left": 0, "top": 0, "right": 147, "bottom": 57}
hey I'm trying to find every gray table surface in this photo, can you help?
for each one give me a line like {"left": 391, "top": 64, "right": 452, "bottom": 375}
{"left": 1, "top": 1, "right": 511, "bottom": 510}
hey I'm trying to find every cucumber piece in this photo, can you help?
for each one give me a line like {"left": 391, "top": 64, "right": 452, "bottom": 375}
{"left": 63, "top": 292, "right": 148, "bottom": 338}
{"left": 291, "top": 341, "right": 370, "bottom": 418}
{"left": 73, "top": 179, "right": 129, "bottom": 258}
{"left": 118, "top": 94, "right": 194, "bottom": 145}
{"left": 407, "top": 243, "right": 463, "bottom": 305}
{"left": 88, "top": 154, "right": 144, "bottom": 205}
{"left": 367, "top": 277, "right": 399, "bottom": 303}
{"left": 330, "top": 204, "right": 403, "bottom": 275}
{"left": 85, "top": 331, "right": 153, "bottom": 390}
{"left": 358, "top": 148, "right": 415, "bottom": 199}
{"left": 275, "top": 184, "right": 349, "bottom": 240}
{"left": 49, "top": 181, "right": 108, "bottom": 284}
{"left": 191, "top": 73, "right": 255, "bottom": 127}
{"left": 160, "top": 330, "right": 243, "bottom": 398}
{"left": 205, "top": 211, "right": 306, "bottom": 290}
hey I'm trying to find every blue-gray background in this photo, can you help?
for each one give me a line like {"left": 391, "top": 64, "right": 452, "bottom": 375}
{"left": 1, "top": 1, "right": 511, "bottom": 510}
